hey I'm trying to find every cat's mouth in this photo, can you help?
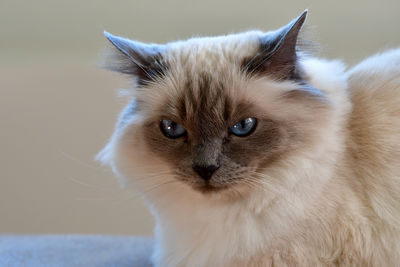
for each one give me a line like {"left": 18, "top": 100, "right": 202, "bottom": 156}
{"left": 193, "top": 182, "right": 229, "bottom": 194}
{"left": 173, "top": 170, "right": 242, "bottom": 194}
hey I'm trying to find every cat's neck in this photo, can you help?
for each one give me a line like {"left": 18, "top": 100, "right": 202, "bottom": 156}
{"left": 150, "top": 165, "right": 356, "bottom": 267}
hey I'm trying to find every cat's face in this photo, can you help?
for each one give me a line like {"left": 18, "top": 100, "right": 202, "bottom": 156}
{"left": 100, "top": 11, "right": 332, "bottom": 196}
{"left": 142, "top": 76, "right": 288, "bottom": 193}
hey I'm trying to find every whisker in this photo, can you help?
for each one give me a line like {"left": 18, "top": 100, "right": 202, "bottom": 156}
{"left": 243, "top": 176, "right": 300, "bottom": 209}
{"left": 66, "top": 176, "right": 115, "bottom": 192}
{"left": 107, "top": 191, "right": 143, "bottom": 207}
{"left": 229, "top": 185, "right": 245, "bottom": 199}
{"left": 76, "top": 195, "right": 121, "bottom": 201}
{"left": 59, "top": 150, "right": 105, "bottom": 171}
{"left": 143, "top": 180, "right": 179, "bottom": 194}
{"left": 132, "top": 171, "right": 174, "bottom": 182}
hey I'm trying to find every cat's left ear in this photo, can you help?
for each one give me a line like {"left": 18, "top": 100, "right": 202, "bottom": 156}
{"left": 244, "top": 10, "right": 308, "bottom": 80}
{"left": 103, "top": 31, "right": 166, "bottom": 85}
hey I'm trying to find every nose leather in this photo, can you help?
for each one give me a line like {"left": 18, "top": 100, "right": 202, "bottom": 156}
{"left": 192, "top": 164, "right": 219, "bottom": 181}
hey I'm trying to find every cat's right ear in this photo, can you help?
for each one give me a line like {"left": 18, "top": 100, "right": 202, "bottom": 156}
{"left": 103, "top": 31, "right": 166, "bottom": 85}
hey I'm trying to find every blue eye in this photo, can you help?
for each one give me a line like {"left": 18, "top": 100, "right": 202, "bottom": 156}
{"left": 230, "top": 118, "right": 257, "bottom": 137}
{"left": 160, "top": 119, "right": 187, "bottom": 139}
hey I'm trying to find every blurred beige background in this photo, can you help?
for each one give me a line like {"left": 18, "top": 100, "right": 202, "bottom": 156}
{"left": 1, "top": 0, "right": 399, "bottom": 236}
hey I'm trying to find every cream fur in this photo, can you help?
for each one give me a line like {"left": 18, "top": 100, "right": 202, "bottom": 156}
{"left": 98, "top": 34, "right": 400, "bottom": 266}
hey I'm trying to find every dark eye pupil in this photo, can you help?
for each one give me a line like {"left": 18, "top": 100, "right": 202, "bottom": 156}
{"left": 230, "top": 118, "right": 257, "bottom": 137}
{"left": 167, "top": 121, "right": 176, "bottom": 130}
{"left": 160, "top": 119, "right": 187, "bottom": 139}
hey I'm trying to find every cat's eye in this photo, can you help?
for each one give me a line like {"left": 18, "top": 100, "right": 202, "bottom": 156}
{"left": 160, "top": 119, "right": 187, "bottom": 139}
{"left": 230, "top": 118, "right": 257, "bottom": 137}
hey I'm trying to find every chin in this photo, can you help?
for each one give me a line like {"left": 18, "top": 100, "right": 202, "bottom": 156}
{"left": 192, "top": 183, "right": 227, "bottom": 194}
{"left": 188, "top": 180, "right": 250, "bottom": 200}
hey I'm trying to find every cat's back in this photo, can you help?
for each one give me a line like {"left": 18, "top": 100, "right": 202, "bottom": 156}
{"left": 348, "top": 48, "right": 400, "bottom": 149}
{"left": 347, "top": 48, "right": 400, "bottom": 162}
{"left": 346, "top": 48, "right": 400, "bottom": 233}
{"left": 348, "top": 48, "right": 400, "bottom": 97}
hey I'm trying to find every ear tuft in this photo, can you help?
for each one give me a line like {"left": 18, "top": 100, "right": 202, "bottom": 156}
{"left": 103, "top": 31, "right": 167, "bottom": 86}
{"left": 242, "top": 10, "right": 309, "bottom": 80}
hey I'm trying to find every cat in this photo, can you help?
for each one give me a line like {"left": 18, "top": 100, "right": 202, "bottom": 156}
{"left": 97, "top": 10, "right": 400, "bottom": 266}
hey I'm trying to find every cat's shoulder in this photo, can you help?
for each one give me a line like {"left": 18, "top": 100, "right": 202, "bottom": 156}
{"left": 347, "top": 48, "right": 400, "bottom": 90}
{"left": 347, "top": 48, "right": 400, "bottom": 119}
{"left": 347, "top": 47, "right": 400, "bottom": 135}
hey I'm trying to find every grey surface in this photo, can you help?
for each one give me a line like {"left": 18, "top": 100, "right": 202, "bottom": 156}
{"left": 0, "top": 235, "right": 153, "bottom": 267}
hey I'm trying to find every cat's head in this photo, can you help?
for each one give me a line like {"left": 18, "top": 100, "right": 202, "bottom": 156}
{"left": 98, "top": 11, "right": 345, "bottom": 199}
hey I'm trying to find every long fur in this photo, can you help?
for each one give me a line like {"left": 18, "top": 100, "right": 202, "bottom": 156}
{"left": 98, "top": 29, "right": 400, "bottom": 266}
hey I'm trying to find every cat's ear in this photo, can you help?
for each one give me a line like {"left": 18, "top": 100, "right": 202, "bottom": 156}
{"left": 103, "top": 31, "right": 166, "bottom": 85}
{"left": 243, "top": 10, "right": 308, "bottom": 80}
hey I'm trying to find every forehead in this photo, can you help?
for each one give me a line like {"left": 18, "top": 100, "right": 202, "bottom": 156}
{"left": 136, "top": 31, "right": 293, "bottom": 132}
{"left": 166, "top": 31, "right": 262, "bottom": 65}
{"left": 165, "top": 72, "right": 256, "bottom": 132}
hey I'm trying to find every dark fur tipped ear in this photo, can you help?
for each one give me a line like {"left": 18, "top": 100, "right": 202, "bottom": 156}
{"left": 103, "top": 31, "right": 167, "bottom": 86}
{"left": 242, "top": 10, "right": 308, "bottom": 80}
